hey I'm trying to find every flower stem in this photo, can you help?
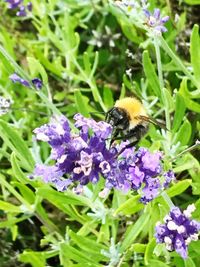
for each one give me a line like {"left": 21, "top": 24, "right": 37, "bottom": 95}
{"left": 161, "top": 191, "right": 175, "bottom": 209}
{"left": 154, "top": 37, "right": 164, "bottom": 90}
{"left": 153, "top": 36, "right": 171, "bottom": 154}
{"left": 159, "top": 36, "right": 199, "bottom": 89}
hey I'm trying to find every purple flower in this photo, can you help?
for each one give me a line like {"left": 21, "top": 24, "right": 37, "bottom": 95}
{"left": 140, "top": 177, "right": 161, "bottom": 204}
{"left": 74, "top": 113, "right": 112, "bottom": 139}
{"left": 155, "top": 204, "right": 200, "bottom": 259}
{"left": 144, "top": 8, "right": 169, "bottom": 34}
{"left": 5, "top": 0, "right": 22, "bottom": 9}
{"left": 9, "top": 73, "right": 43, "bottom": 90}
{"left": 16, "top": 5, "right": 26, "bottom": 16}
{"left": 9, "top": 73, "right": 30, "bottom": 87}
{"left": 33, "top": 115, "right": 71, "bottom": 159}
{"left": 34, "top": 164, "right": 63, "bottom": 184}
{"left": 163, "top": 170, "right": 175, "bottom": 188}
{"left": 32, "top": 78, "right": 43, "bottom": 90}
{"left": 5, "top": 0, "right": 32, "bottom": 17}
{"left": 33, "top": 113, "right": 174, "bottom": 202}
{"left": 27, "top": 2, "right": 32, "bottom": 11}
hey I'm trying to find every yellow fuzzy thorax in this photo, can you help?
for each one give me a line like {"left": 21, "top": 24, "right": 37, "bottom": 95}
{"left": 114, "top": 97, "right": 147, "bottom": 127}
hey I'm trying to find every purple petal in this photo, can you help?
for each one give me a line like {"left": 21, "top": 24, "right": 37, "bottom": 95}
{"left": 161, "top": 16, "right": 170, "bottom": 23}
{"left": 32, "top": 78, "right": 43, "bottom": 90}
{"left": 143, "top": 9, "right": 150, "bottom": 18}
{"left": 153, "top": 8, "right": 160, "bottom": 20}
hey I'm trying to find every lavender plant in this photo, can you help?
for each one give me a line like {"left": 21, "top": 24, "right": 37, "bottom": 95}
{"left": 0, "top": 0, "right": 199, "bottom": 266}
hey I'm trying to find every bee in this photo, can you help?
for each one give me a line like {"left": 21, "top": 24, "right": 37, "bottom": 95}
{"left": 105, "top": 97, "right": 165, "bottom": 153}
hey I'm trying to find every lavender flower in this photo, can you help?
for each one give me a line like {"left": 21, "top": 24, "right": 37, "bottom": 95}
{"left": 32, "top": 78, "right": 43, "bottom": 90}
{"left": 5, "top": 0, "right": 32, "bottom": 17}
{"left": 9, "top": 73, "right": 30, "bottom": 87}
{"left": 16, "top": 5, "right": 26, "bottom": 16}
{"left": 113, "top": 1, "right": 169, "bottom": 36}
{"left": 155, "top": 204, "right": 200, "bottom": 258}
{"left": 27, "top": 2, "right": 32, "bottom": 11}
{"left": 144, "top": 8, "right": 169, "bottom": 34}
{"left": 33, "top": 114, "right": 174, "bottom": 203}
{"left": 5, "top": 0, "right": 22, "bottom": 9}
{"left": 163, "top": 170, "right": 175, "bottom": 188}
{"left": 33, "top": 114, "right": 115, "bottom": 190}
{"left": 9, "top": 73, "right": 42, "bottom": 90}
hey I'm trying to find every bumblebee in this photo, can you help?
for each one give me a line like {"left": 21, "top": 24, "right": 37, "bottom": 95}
{"left": 105, "top": 97, "right": 163, "bottom": 152}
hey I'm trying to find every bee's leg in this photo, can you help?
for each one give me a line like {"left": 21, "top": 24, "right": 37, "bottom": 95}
{"left": 105, "top": 107, "right": 114, "bottom": 123}
{"left": 110, "top": 128, "right": 121, "bottom": 147}
{"left": 116, "top": 124, "right": 149, "bottom": 156}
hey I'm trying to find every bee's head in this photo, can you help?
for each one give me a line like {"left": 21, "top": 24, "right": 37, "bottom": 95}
{"left": 105, "top": 107, "right": 130, "bottom": 130}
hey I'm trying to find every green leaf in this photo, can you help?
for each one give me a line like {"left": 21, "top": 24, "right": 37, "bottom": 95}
{"left": 114, "top": 195, "right": 144, "bottom": 215}
{"left": 186, "top": 99, "right": 200, "bottom": 112}
{"left": 83, "top": 52, "right": 92, "bottom": 75}
{"left": 19, "top": 251, "right": 46, "bottom": 267}
{"left": 184, "top": 0, "right": 200, "bottom": 5}
{"left": 103, "top": 86, "right": 114, "bottom": 108}
{"left": 69, "top": 231, "right": 107, "bottom": 261}
{"left": 0, "top": 200, "right": 22, "bottom": 213}
{"left": 179, "top": 79, "right": 200, "bottom": 112}
{"left": 74, "top": 90, "right": 90, "bottom": 117}
{"left": 77, "top": 221, "right": 98, "bottom": 236}
{"left": 120, "top": 212, "right": 150, "bottom": 252}
{"left": 162, "top": 88, "right": 174, "bottom": 112}
{"left": 27, "top": 57, "right": 48, "bottom": 84}
{"left": 166, "top": 180, "right": 192, "bottom": 198}
{"left": 37, "top": 187, "right": 92, "bottom": 207}
{"left": 156, "top": 180, "right": 192, "bottom": 205}
{"left": 144, "top": 238, "right": 156, "bottom": 265}
{"left": 143, "top": 51, "right": 161, "bottom": 98}
{"left": 109, "top": 5, "right": 142, "bottom": 44}
{"left": 11, "top": 152, "right": 29, "bottom": 184}
{"left": 11, "top": 224, "right": 18, "bottom": 241}
{"left": 173, "top": 154, "right": 199, "bottom": 173}
{"left": 0, "top": 119, "right": 35, "bottom": 171}
{"left": 59, "top": 243, "right": 101, "bottom": 266}
{"left": 37, "top": 187, "right": 91, "bottom": 223}
{"left": 119, "top": 20, "right": 142, "bottom": 44}
{"left": 184, "top": 257, "right": 196, "bottom": 267}
{"left": 190, "top": 24, "right": 200, "bottom": 83}
{"left": 12, "top": 182, "right": 35, "bottom": 204}
{"left": 172, "top": 93, "right": 186, "bottom": 132}
{"left": 35, "top": 49, "right": 63, "bottom": 77}
{"left": 131, "top": 243, "right": 146, "bottom": 253}
{"left": 147, "top": 260, "right": 169, "bottom": 267}
{"left": 191, "top": 182, "right": 200, "bottom": 195}
{"left": 174, "top": 119, "right": 192, "bottom": 146}
{"left": 59, "top": 243, "right": 73, "bottom": 267}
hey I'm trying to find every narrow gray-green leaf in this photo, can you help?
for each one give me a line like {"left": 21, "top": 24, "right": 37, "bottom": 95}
{"left": 172, "top": 93, "right": 186, "bottom": 132}
{"left": 120, "top": 212, "right": 150, "bottom": 252}
{"left": 190, "top": 24, "right": 200, "bottom": 83}
{"left": 143, "top": 51, "right": 161, "bottom": 98}
{"left": 74, "top": 90, "right": 90, "bottom": 117}
{"left": 0, "top": 119, "right": 34, "bottom": 171}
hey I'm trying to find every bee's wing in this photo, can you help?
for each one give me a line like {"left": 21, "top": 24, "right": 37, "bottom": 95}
{"left": 137, "top": 115, "right": 169, "bottom": 131}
